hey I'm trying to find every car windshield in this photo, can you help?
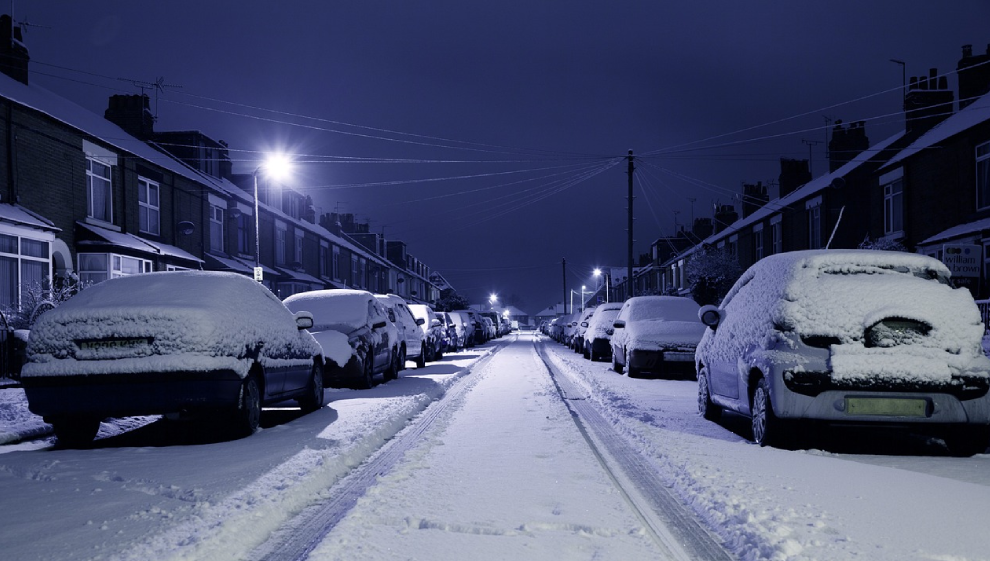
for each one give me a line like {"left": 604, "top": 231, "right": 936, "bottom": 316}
{"left": 284, "top": 291, "right": 369, "bottom": 331}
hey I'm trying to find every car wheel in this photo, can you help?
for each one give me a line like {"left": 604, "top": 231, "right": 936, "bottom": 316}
{"left": 626, "top": 351, "right": 641, "bottom": 379}
{"left": 355, "top": 353, "right": 375, "bottom": 389}
{"left": 51, "top": 417, "right": 100, "bottom": 448}
{"left": 943, "top": 425, "right": 990, "bottom": 457}
{"left": 612, "top": 350, "right": 624, "bottom": 374}
{"left": 415, "top": 345, "right": 426, "bottom": 368}
{"left": 231, "top": 374, "right": 261, "bottom": 438}
{"left": 698, "top": 367, "right": 721, "bottom": 421}
{"left": 399, "top": 347, "right": 407, "bottom": 371}
{"left": 584, "top": 345, "right": 591, "bottom": 360}
{"left": 298, "top": 365, "right": 324, "bottom": 412}
{"left": 751, "top": 377, "right": 791, "bottom": 448}
{"left": 386, "top": 350, "right": 400, "bottom": 381}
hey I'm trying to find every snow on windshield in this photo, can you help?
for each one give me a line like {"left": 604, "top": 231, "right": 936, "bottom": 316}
{"left": 624, "top": 296, "right": 700, "bottom": 322}
{"left": 284, "top": 290, "right": 370, "bottom": 333}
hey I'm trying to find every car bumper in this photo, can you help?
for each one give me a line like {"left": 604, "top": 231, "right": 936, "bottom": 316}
{"left": 627, "top": 348, "right": 696, "bottom": 371}
{"left": 22, "top": 370, "right": 244, "bottom": 419}
{"left": 323, "top": 355, "right": 366, "bottom": 387}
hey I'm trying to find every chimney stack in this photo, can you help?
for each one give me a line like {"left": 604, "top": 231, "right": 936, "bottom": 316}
{"left": 741, "top": 182, "right": 768, "bottom": 218}
{"left": 0, "top": 15, "right": 29, "bottom": 85}
{"left": 958, "top": 43, "right": 990, "bottom": 110}
{"left": 104, "top": 94, "right": 155, "bottom": 139}
{"left": 778, "top": 158, "right": 811, "bottom": 198}
{"left": 904, "top": 67, "right": 954, "bottom": 136}
{"left": 828, "top": 120, "right": 869, "bottom": 172}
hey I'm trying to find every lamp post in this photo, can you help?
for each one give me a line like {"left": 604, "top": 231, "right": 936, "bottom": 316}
{"left": 581, "top": 285, "right": 586, "bottom": 312}
{"left": 252, "top": 154, "right": 291, "bottom": 282}
{"left": 593, "top": 268, "right": 610, "bottom": 302}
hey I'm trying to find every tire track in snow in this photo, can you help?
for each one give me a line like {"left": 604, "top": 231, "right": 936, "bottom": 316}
{"left": 247, "top": 339, "right": 511, "bottom": 561}
{"left": 534, "top": 340, "right": 733, "bottom": 561}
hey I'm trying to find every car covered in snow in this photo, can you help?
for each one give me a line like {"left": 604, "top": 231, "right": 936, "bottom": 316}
{"left": 582, "top": 301, "right": 624, "bottom": 361}
{"left": 21, "top": 271, "right": 324, "bottom": 446}
{"left": 570, "top": 306, "right": 597, "bottom": 353}
{"left": 694, "top": 250, "right": 990, "bottom": 454}
{"left": 408, "top": 303, "right": 444, "bottom": 361}
{"left": 284, "top": 289, "right": 399, "bottom": 389}
{"left": 610, "top": 295, "right": 705, "bottom": 378}
{"left": 376, "top": 294, "right": 426, "bottom": 368}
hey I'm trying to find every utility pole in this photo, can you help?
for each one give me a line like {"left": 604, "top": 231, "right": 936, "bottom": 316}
{"left": 561, "top": 257, "right": 567, "bottom": 315}
{"left": 627, "top": 150, "right": 635, "bottom": 299}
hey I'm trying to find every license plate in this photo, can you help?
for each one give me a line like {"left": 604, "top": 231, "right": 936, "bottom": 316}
{"left": 79, "top": 338, "right": 149, "bottom": 352}
{"left": 845, "top": 397, "right": 928, "bottom": 417}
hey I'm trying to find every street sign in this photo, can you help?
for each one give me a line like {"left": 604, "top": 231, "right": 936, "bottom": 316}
{"left": 254, "top": 266, "right": 264, "bottom": 282}
{"left": 942, "top": 244, "right": 982, "bottom": 278}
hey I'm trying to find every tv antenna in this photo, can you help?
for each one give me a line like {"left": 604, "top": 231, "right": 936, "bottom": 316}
{"left": 118, "top": 76, "right": 182, "bottom": 122}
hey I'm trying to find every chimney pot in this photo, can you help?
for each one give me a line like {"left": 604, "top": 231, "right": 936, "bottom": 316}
{"left": 963, "top": 44, "right": 973, "bottom": 58}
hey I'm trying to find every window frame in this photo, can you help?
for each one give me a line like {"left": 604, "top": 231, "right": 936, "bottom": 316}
{"left": 137, "top": 176, "right": 160, "bottom": 236}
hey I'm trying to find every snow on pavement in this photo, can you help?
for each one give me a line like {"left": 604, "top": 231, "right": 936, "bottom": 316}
{"left": 309, "top": 337, "right": 665, "bottom": 560}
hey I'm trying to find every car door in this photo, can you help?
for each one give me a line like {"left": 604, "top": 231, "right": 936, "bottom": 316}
{"left": 369, "top": 299, "right": 391, "bottom": 371}
{"left": 705, "top": 277, "right": 761, "bottom": 403}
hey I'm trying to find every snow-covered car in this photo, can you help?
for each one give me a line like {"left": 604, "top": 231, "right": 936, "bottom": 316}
{"left": 435, "top": 311, "right": 460, "bottom": 352}
{"left": 610, "top": 295, "right": 705, "bottom": 378}
{"left": 20, "top": 271, "right": 324, "bottom": 446}
{"left": 408, "top": 303, "right": 444, "bottom": 361}
{"left": 448, "top": 311, "right": 476, "bottom": 348}
{"left": 694, "top": 249, "right": 990, "bottom": 455}
{"left": 570, "top": 307, "right": 597, "bottom": 352}
{"left": 582, "top": 301, "right": 624, "bottom": 361}
{"left": 284, "top": 289, "right": 399, "bottom": 389}
{"left": 376, "top": 294, "right": 426, "bottom": 368}
{"left": 453, "top": 309, "right": 484, "bottom": 346}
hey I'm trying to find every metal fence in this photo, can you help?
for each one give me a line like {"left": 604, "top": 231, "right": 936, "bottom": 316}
{"left": 0, "top": 310, "right": 23, "bottom": 383}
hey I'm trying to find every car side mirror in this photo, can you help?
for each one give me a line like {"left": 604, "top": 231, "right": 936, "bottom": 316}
{"left": 294, "top": 311, "right": 314, "bottom": 330}
{"left": 431, "top": 319, "right": 441, "bottom": 327}
{"left": 372, "top": 320, "right": 387, "bottom": 329}
{"left": 698, "top": 305, "right": 722, "bottom": 328}
{"left": 580, "top": 321, "right": 588, "bottom": 327}
{"left": 613, "top": 320, "right": 625, "bottom": 329}
{"left": 416, "top": 317, "right": 426, "bottom": 326}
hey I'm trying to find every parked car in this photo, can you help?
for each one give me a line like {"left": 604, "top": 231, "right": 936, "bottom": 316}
{"left": 570, "top": 307, "right": 597, "bottom": 352}
{"left": 409, "top": 303, "right": 444, "bottom": 361}
{"left": 583, "top": 301, "right": 624, "bottom": 361}
{"left": 481, "top": 317, "right": 496, "bottom": 341}
{"left": 455, "top": 309, "right": 486, "bottom": 346}
{"left": 448, "top": 310, "right": 476, "bottom": 348}
{"left": 610, "top": 295, "right": 705, "bottom": 378}
{"left": 20, "top": 271, "right": 324, "bottom": 446}
{"left": 284, "top": 289, "right": 399, "bottom": 390}
{"left": 695, "top": 249, "right": 990, "bottom": 455}
{"left": 435, "top": 311, "right": 460, "bottom": 352}
{"left": 376, "top": 294, "right": 427, "bottom": 368}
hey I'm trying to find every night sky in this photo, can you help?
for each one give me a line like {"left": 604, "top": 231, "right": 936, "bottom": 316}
{"left": 16, "top": 1, "right": 990, "bottom": 313}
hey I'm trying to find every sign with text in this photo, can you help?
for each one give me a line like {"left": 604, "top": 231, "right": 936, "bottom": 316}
{"left": 942, "top": 244, "right": 982, "bottom": 278}
{"left": 254, "top": 266, "right": 264, "bottom": 282}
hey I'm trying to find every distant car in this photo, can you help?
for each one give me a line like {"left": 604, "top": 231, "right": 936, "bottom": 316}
{"left": 376, "top": 294, "right": 427, "bottom": 368}
{"left": 610, "top": 296, "right": 705, "bottom": 378}
{"left": 21, "top": 271, "right": 324, "bottom": 446}
{"left": 454, "top": 309, "right": 485, "bottom": 346}
{"left": 284, "top": 289, "right": 399, "bottom": 389}
{"left": 448, "top": 311, "right": 476, "bottom": 348}
{"left": 582, "top": 301, "right": 624, "bottom": 361}
{"left": 481, "top": 316, "right": 496, "bottom": 340}
{"left": 408, "top": 303, "right": 444, "bottom": 361}
{"left": 570, "top": 307, "right": 597, "bottom": 352}
{"left": 435, "top": 311, "right": 460, "bottom": 352}
{"left": 695, "top": 249, "right": 990, "bottom": 455}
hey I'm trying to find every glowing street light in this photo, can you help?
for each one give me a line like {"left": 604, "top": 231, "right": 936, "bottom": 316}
{"left": 253, "top": 153, "right": 292, "bottom": 281}
{"left": 593, "top": 268, "right": 610, "bottom": 303}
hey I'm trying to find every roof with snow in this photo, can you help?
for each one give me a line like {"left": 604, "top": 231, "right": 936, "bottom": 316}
{"left": 884, "top": 90, "right": 990, "bottom": 169}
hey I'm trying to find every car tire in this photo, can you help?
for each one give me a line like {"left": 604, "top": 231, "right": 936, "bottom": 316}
{"left": 399, "top": 346, "right": 407, "bottom": 371}
{"left": 386, "top": 350, "right": 399, "bottom": 381}
{"left": 584, "top": 345, "right": 591, "bottom": 360}
{"left": 355, "top": 354, "right": 374, "bottom": 389}
{"left": 415, "top": 346, "right": 426, "bottom": 368}
{"left": 612, "top": 351, "right": 624, "bottom": 374}
{"left": 751, "top": 377, "right": 791, "bottom": 448}
{"left": 698, "top": 367, "right": 721, "bottom": 421}
{"left": 298, "top": 365, "right": 324, "bottom": 413}
{"left": 51, "top": 417, "right": 100, "bottom": 448}
{"left": 943, "top": 425, "right": 990, "bottom": 457}
{"left": 626, "top": 351, "right": 641, "bottom": 379}
{"left": 231, "top": 374, "right": 261, "bottom": 438}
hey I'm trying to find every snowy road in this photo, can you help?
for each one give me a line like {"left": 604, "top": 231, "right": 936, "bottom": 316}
{"left": 3, "top": 332, "right": 990, "bottom": 560}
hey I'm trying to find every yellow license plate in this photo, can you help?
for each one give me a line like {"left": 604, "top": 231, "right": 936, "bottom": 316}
{"left": 846, "top": 397, "right": 928, "bottom": 417}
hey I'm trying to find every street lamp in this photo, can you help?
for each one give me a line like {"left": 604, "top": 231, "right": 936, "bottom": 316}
{"left": 489, "top": 293, "right": 498, "bottom": 309}
{"left": 252, "top": 154, "right": 292, "bottom": 281}
{"left": 594, "top": 268, "right": 610, "bottom": 303}
{"left": 581, "top": 285, "right": 586, "bottom": 312}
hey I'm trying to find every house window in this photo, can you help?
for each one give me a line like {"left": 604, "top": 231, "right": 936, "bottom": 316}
{"left": 236, "top": 213, "right": 250, "bottom": 255}
{"left": 332, "top": 246, "right": 340, "bottom": 281}
{"left": 753, "top": 226, "right": 764, "bottom": 260}
{"left": 806, "top": 200, "right": 822, "bottom": 250}
{"left": 881, "top": 168, "right": 905, "bottom": 235}
{"left": 294, "top": 231, "right": 304, "bottom": 266}
{"left": 86, "top": 157, "right": 113, "bottom": 223}
{"left": 319, "top": 241, "right": 329, "bottom": 278}
{"left": 0, "top": 233, "right": 51, "bottom": 311}
{"left": 770, "top": 215, "right": 782, "bottom": 255}
{"left": 209, "top": 204, "right": 225, "bottom": 253}
{"left": 78, "top": 252, "right": 150, "bottom": 285}
{"left": 275, "top": 221, "right": 287, "bottom": 265}
{"left": 977, "top": 141, "right": 990, "bottom": 210}
{"left": 138, "top": 177, "right": 160, "bottom": 236}
{"left": 728, "top": 235, "right": 738, "bottom": 259}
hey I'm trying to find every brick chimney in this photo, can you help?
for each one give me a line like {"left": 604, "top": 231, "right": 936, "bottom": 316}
{"left": 0, "top": 15, "right": 29, "bottom": 85}
{"left": 104, "top": 94, "right": 155, "bottom": 139}
{"left": 904, "top": 68, "right": 954, "bottom": 136}
{"left": 713, "top": 204, "right": 738, "bottom": 234}
{"left": 741, "top": 181, "right": 768, "bottom": 218}
{"left": 692, "top": 217, "right": 713, "bottom": 240}
{"left": 958, "top": 44, "right": 990, "bottom": 110}
{"left": 827, "top": 120, "right": 869, "bottom": 172}
{"left": 778, "top": 158, "right": 811, "bottom": 198}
